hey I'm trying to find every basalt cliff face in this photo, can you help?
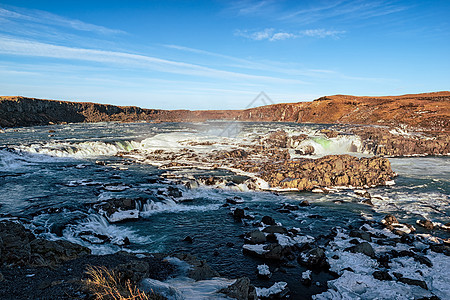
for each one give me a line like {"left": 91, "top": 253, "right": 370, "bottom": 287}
{"left": 0, "top": 92, "right": 449, "bottom": 131}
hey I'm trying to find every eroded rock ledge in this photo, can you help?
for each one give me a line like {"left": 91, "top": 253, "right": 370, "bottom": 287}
{"left": 236, "top": 154, "right": 395, "bottom": 191}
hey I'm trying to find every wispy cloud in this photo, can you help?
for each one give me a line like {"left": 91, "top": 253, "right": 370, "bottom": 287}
{"left": 227, "top": 0, "right": 278, "bottom": 16}
{"left": 0, "top": 35, "right": 305, "bottom": 85}
{"left": 281, "top": 0, "right": 408, "bottom": 24}
{"left": 235, "top": 28, "right": 345, "bottom": 41}
{"left": 227, "top": 0, "right": 408, "bottom": 25}
{"left": 0, "top": 6, "right": 124, "bottom": 35}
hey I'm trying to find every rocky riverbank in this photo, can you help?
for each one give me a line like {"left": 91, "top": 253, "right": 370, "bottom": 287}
{"left": 2, "top": 201, "right": 449, "bottom": 300}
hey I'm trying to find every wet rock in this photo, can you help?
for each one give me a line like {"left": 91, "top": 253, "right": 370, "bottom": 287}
{"left": 30, "top": 239, "right": 91, "bottom": 266}
{"left": 414, "top": 255, "right": 433, "bottom": 267}
{"left": 262, "top": 225, "right": 288, "bottom": 234}
{"left": 298, "top": 247, "right": 329, "bottom": 270}
{"left": 278, "top": 204, "right": 299, "bottom": 213}
{"left": 301, "top": 270, "right": 312, "bottom": 286}
{"left": 354, "top": 190, "right": 371, "bottom": 199}
{"left": 373, "top": 270, "right": 392, "bottom": 281}
{"left": 349, "top": 239, "right": 360, "bottom": 245}
{"left": 261, "top": 216, "right": 276, "bottom": 226}
{"left": 115, "top": 260, "right": 150, "bottom": 284}
{"left": 345, "top": 242, "right": 376, "bottom": 258}
{"left": 299, "top": 200, "right": 310, "bottom": 207}
{"left": 173, "top": 253, "right": 219, "bottom": 281}
{"left": 263, "top": 244, "right": 284, "bottom": 260}
{"left": 321, "top": 129, "right": 339, "bottom": 138}
{"left": 349, "top": 230, "right": 372, "bottom": 242}
{"left": 219, "top": 277, "right": 257, "bottom": 300}
{"left": 122, "top": 237, "right": 131, "bottom": 246}
{"left": 79, "top": 232, "right": 110, "bottom": 244}
{"left": 307, "top": 214, "right": 324, "bottom": 219}
{"left": 95, "top": 198, "right": 142, "bottom": 222}
{"left": 0, "top": 221, "right": 35, "bottom": 266}
{"left": 398, "top": 277, "right": 428, "bottom": 290}
{"left": 417, "top": 219, "right": 434, "bottom": 230}
{"left": 167, "top": 186, "right": 183, "bottom": 198}
{"left": 361, "top": 198, "right": 374, "bottom": 206}
{"left": 227, "top": 197, "right": 244, "bottom": 205}
{"left": 245, "top": 230, "right": 266, "bottom": 244}
{"left": 429, "top": 244, "right": 450, "bottom": 256}
{"left": 183, "top": 236, "right": 193, "bottom": 243}
{"left": 382, "top": 214, "right": 398, "bottom": 226}
{"left": 233, "top": 208, "right": 246, "bottom": 221}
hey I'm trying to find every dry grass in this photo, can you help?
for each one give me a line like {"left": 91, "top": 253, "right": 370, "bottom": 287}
{"left": 85, "top": 265, "right": 166, "bottom": 300}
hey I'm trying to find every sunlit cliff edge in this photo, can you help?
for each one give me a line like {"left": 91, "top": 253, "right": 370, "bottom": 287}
{"left": 1, "top": 91, "right": 449, "bottom": 131}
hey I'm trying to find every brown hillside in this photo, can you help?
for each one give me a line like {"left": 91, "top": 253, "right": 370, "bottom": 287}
{"left": 1, "top": 92, "right": 449, "bottom": 131}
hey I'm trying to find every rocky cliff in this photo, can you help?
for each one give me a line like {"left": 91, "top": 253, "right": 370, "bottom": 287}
{"left": 1, "top": 92, "right": 449, "bottom": 131}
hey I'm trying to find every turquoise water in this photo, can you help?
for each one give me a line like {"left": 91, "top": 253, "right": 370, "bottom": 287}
{"left": 0, "top": 122, "right": 448, "bottom": 298}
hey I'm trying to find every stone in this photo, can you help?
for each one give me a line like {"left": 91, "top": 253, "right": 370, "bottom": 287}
{"left": 183, "top": 236, "right": 193, "bottom": 243}
{"left": 398, "top": 277, "right": 428, "bottom": 290}
{"left": 373, "top": 270, "right": 392, "bottom": 281}
{"left": 245, "top": 230, "right": 266, "bottom": 244}
{"left": 261, "top": 216, "right": 276, "bottom": 226}
{"left": 345, "top": 242, "right": 376, "bottom": 258}
{"left": 167, "top": 186, "right": 182, "bottom": 198}
{"left": 115, "top": 260, "right": 150, "bottom": 284}
{"left": 233, "top": 208, "right": 246, "bottom": 221}
{"left": 349, "top": 230, "right": 372, "bottom": 242}
{"left": 299, "top": 200, "right": 310, "bottom": 207}
{"left": 417, "top": 219, "right": 434, "bottom": 230}
{"left": 173, "top": 253, "right": 219, "bottom": 281}
{"left": 299, "top": 248, "right": 329, "bottom": 270}
{"left": 429, "top": 244, "right": 450, "bottom": 256}
{"left": 30, "top": 239, "right": 91, "bottom": 266}
{"left": 263, "top": 244, "right": 284, "bottom": 260}
{"left": 262, "top": 225, "right": 288, "bottom": 234}
{"left": 382, "top": 214, "right": 398, "bottom": 226}
{"left": 414, "top": 255, "right": 433, "bottom": 267}
{"left": 219, "top": 277, "right": 256, "bottom": 300}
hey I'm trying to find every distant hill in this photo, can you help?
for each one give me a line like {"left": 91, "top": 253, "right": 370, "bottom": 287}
{"left": 1, "top": 92, "right": 449, "bottom": 131}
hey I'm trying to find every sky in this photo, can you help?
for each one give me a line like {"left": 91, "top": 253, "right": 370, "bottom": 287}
{"left": 0, "top": 0, "right": 449, "bottom": 110}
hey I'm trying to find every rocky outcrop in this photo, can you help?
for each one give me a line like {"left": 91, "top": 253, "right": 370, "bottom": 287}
{"left": 352, "top": 127, "right": 450, "bottom": 156}
{"left": 0, "top": 221, "right": 91, "bottom": 267}
{"left": 2, "top": 92, "right": 449, "bottom": 132}
{"left": 236, "top": 154, "right": 396, "bottom": 191}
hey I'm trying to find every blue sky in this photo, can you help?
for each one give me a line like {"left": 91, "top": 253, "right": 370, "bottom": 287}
{"left": 0, "top": 0, "right": 449, "bottom": 109}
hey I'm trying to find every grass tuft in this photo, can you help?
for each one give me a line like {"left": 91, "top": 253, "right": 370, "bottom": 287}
{"left": 84, "top": 265, "right": 166, "bottom": 300}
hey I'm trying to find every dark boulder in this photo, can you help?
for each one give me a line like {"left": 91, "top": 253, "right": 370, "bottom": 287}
{"left": 245, "top": 230, "right": 266, "bottom": 244}
{"left": 345, "top": 242, "right": 376, "bottom": 258}
{"left": 398, "top": 277, "right": 428, "bottom": 290}
{"left": 373, "top": 270, "right": 392, "bottom": 281}
{"left": 262, "top": 225, "right": 288, "bottom": 234}
{"left": 219, "top": 277, "right": 256, "bottom": 300}
{"left": 298, "top": 247, "right": 330, "bottom": 270}
{"left": 261, "top": 216, "right": 276, "bottom": 226}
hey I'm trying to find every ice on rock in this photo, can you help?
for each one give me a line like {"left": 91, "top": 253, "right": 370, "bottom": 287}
{"left": 302, "top": 270, "right": 312, "bottom": 280}
{"left": 313, "top": 271, "right": 433, "bottom": 300}
{"left": 257, "top": 264, "right": 271, "bottom": 276}
{"left": 256, "top": 281, "right": 289, "bottom": 298}
{"left": 242, "top": 244, "right": 269, "bottom": 255}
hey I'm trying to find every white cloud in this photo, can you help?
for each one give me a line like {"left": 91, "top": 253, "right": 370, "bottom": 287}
{"left": 0, "top": 6, "right": 124, "bottom": 35}
{"left": 235, "top": 28, "right": 344, "bottom": 41}
{"left": 0, "top": 35, "right": 305, "bottom": 85}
